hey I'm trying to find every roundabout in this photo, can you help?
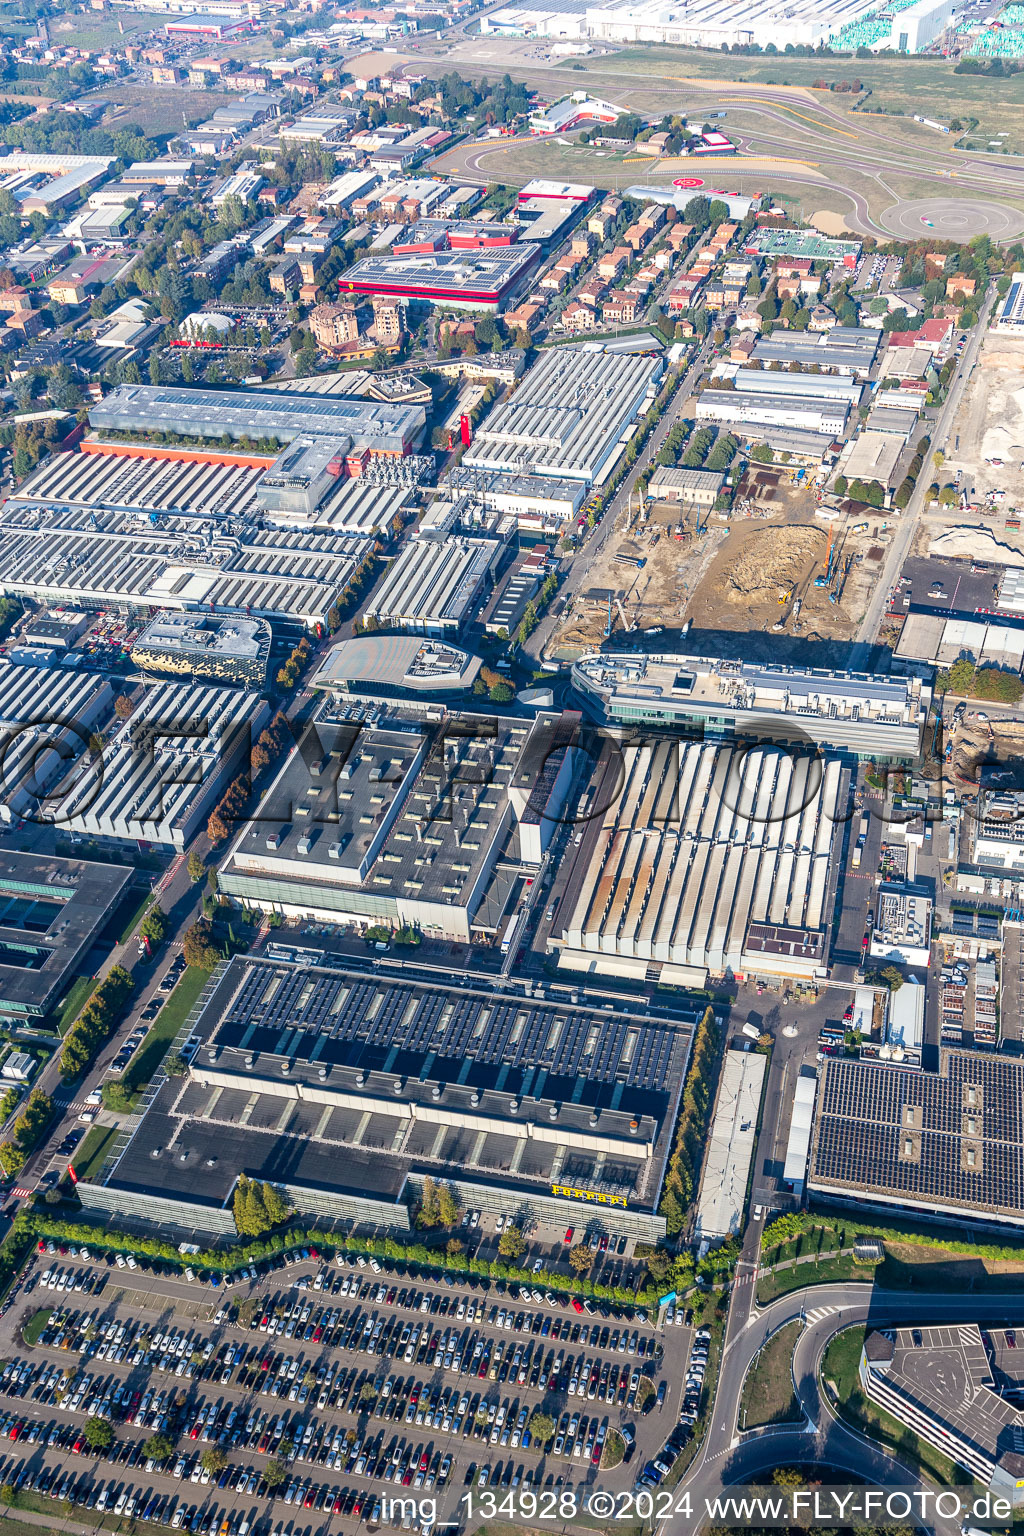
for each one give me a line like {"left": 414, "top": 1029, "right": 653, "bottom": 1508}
{"left": 880, "top": 197, "right": 1024, "bottom": 242}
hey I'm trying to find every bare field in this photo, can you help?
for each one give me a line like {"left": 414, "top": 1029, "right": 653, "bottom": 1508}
{"left": 942, "top": 332, "right": 1024, "bottom": 519}
{"left": 88, "top": 84, "right": 233, "bottom": 135}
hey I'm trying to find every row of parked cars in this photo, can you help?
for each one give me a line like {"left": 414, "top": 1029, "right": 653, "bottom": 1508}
{"left": 636, "top": 1325, "right": 712, "bottom": 1490}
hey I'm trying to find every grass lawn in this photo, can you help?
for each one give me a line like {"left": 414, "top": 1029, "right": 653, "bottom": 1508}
{"left": 597, "top": 47, "right": 1024, "bottom": 152}
{"left": 21, "top": 1308, "right": 51, "bottom": 1347}
{"left": 53, "top": 975, "right": 98, "bottom": 1038}
{"left": 116, "top": 887, "right": 155, "bottom": 945}
{"left": 757, "top": 1251, "right": 866, "bottom": 1304}
{"left": 758, "top": 1219, "right": 1024, "bottom": 1304}
{"left": 739, "top": 1321, "right": 802, "bottom": 1429}
{"left": 125, "top": 965, "right": 211, "bottom": 1091}
{"left": 72, "top": 1124, "right": 119, "bottom": 1183}
{"left": 821, "top": 1326, "right": 977, "bottom": 1491}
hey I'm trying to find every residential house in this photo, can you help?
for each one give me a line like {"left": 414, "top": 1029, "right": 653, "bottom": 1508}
{"left": 946, "top": 273, "right": 975, "bottom": 301}
{"left": 560, "top": 301, "right": 598, "bottom": 333}
{"left": 602, "top": 290, "right": 639, "bottom": 324}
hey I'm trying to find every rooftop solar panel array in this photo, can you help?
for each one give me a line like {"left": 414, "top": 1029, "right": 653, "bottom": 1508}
{"left": 209, "top": 957, "right": 682, "bottom": 1096}
{"left": 811, "top": 1051, "right": 1024, "bottom": 1216}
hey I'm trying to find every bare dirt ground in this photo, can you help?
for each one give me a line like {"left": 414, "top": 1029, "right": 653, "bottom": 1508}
{"left": 943, "top": 332, "right": 1024, "bottom": 521}
{"left": 550, "top": 470, "right": 882, "bottom": 664}
{"left": 948, "top": 712, "right": 1024, "bottom": 790}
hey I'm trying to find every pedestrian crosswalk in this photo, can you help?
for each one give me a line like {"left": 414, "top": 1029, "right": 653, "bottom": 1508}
{"left": 11, "top": 1187, "right": 33, "bottom": 1199}
{"left": 805, "top": 1305, "right": 842, "bottom": 1324}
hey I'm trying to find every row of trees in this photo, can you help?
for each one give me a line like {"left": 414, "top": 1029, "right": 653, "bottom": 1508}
{"left": 936, "top": 656, "right": 1023, "bottom": 704}
{"left": 17, "top": 1208, "right": 658, "bottom": 1307}
{"left": 208, "top": 711, "right": 294, "bottom": 844}
{"left": 276, "top": 636, "right": 311, "bottom": 691}
{"left": 660, "top": 1008, "right": 720, "bottom": 1235}
{"left": 0, "top": 1089, "right": 53, "bottom": 1177}
{"left": 59, "top": 966, "right": 133, "bottom": 1081}
{"left": 833, "top": 474, "right": 886, "bottom": 508}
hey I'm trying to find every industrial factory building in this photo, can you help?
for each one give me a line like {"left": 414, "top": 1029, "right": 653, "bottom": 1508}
{"left": 0, "top": 850, "right": 133, "bottom": 1025}
{"left": 809, "top": 1050, "right": 1024, "bottom": 1231}
{"left": 480, "top": 0, "right": 881, "bottom": 51}
{"left": 750, "top": 327, "right": 880, "bottom": 376}
{"left": 218, "top": 703, "right": 576, "bottom": 943}
{"left": 572, "top": 653, "right": 929, "bottom": 761}
{"left": 78, "top": 952, "right": 693, "bottom": 1242}
{"left": 0, "top": 666, "right": 114, "bottom": 826}
{"left": 553, "top": 737, "right": 844, "bottom": 986}
{"left": 464, "top": 344, "right": 663, "bottom": 487}
{"left": 89, "top": 384, "right": 426, "bottom": 457}
{"left": 364, "top": 535, "right": 502, "bottom": 634}
{"left": 51, "top": 679, "right": 268, "bottom": 853}
{"left": 0, "top": 445, "right": 401, "bottom": 631}
{"left": 130, "top": 613, "right": 272, "bottom": 687}
{"left": 696, "top": 385, "right": 850, "bottom": 440}
{"left": 338, "top": 245, "right": 540, "bottom": 313}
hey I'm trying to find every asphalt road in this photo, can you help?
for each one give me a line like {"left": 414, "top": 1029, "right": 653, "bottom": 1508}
{"left": 417, "top": 45, "right": 1024, "bottom": 237}
{"left": 850, "top": 280, "right": 998, "bottom": 665}
{"left": 676, "top": 1275, "right": 1024, "bottom": 1535}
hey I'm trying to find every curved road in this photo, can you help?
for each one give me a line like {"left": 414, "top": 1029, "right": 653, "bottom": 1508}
{"left": 422, "top": 53, "right": 1024, "bottom": 238}
{"left": 676, "top": 1271, "right": 1024, "bottom": 1535}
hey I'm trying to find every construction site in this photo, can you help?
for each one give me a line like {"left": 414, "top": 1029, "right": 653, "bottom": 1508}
{"left": 941, "top": 331, "right": 1024, "bottom": 538}
{"left": 547, "top": 466, "right": 885, "bottom": 665}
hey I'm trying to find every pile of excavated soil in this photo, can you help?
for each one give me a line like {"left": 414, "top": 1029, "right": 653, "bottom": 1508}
{"left": 722, "top": 525, "right": 825, "bottom": 604}
{"left": 930, "top": 525, "right": 1024, "bottom": 567}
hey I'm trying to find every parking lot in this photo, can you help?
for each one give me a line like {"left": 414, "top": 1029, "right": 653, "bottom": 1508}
{"left": 0, "top": 1247, "right": 700, "bottom": 1535}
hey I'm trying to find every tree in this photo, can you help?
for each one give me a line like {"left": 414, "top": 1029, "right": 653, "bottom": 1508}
{"left": 944, "top": 656, "right": 976, "bottom": 695}
{"left": 263, "top": 1458, "right": 288, "bottom": 1489}
{"left": 833, "top": 475, "right": 848, "bottom": 497}
{"left": 182, "top": 919, "right": 220, "bottom": 971}
{"left": 200, "top": 1448, "right": 227, "bottom": 1476}
{"left": 232, "top": 1174, "right": 293, "bottom": 1237}
{"left": 568, "top": 1242, "right": 593, "bottom": 1275}
{"left": 83, "top": 1416, "right": 113, "bottom": 1452}
{"left": 529, "top": 1411, "right": 555, "bottom": 1445}
{"left": 881, "top": 964, "right": 904, "bottom": 992}
{"left": 358, "top": 1382, "right": 378, "bottom": 1405}
{"left": 488, "top": 680, "right": 514, "bottom": 704}
{"left": 164, "top": 1050, "right": 187, "bottom": 1077}
{"left": 497, "top": 1224, "right": 526, "bottom": 1260}
{"left": 187, "top": 850, "right": 205, "bottom": 883}
{"left": 418, "top": 1174, "right": 441, "bottom": 1227}
{"left": 113, "top": 694, "right": 133, "bottom": 720}
{"left": 0, "top": 1484, "right": 18, "bottom": 1508}
{"left": 141, "top": 905, "right": 168, "bottom": 945}
{"left": 145, "top": 1433, "right": 174, "bottom": 1463}
{"left": 438, "top": 1182, "right": 462, "bottom": 1228}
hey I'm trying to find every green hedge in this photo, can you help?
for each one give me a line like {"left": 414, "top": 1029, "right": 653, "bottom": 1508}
{"left": 19, "top": 1212, "right": 659, "bottom": 1308}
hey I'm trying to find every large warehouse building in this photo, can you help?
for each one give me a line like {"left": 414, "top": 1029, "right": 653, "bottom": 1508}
{"left": 808, "top": 1050, "right": 1024, "bottom": 1231}
{"left": 50, "top": 679, "right": 268, "bottom": 853}
{"left": 695, "top": 385, "right": 850, "bottom": 440}
{"left": 89, "top": 384, "right": 426, "bottom": 457}
{"left": 338, "top": 245, "right": 541, "bottom": 313}
{"left": 463, "top": 344, "right": 663, "bottom": 488}
{"left": 572, "top": 653, "right": 930, "bottom": 761}
{"left": 0, "top": 445, "right": 409, "bottom": 631}
{"left": 553, "top": 737, "right": 845, "bottom": 986}
{"left": 0, "top": 850, "right": 133, "bottom": 1025}
{"left": 364, "top": 535, "right": 502, "bottom": 634}
{"left": 79, "top": 952, "right": 693, "bottom": 1242}
{"left": 480, "top": 0, "right": 878, "bottom": 49}
{"left": 219, "top": 702, "right": 577, "bottom": 943}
